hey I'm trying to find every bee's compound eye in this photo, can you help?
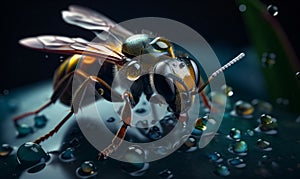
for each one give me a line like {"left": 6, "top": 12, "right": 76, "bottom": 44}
{"left": 126, "top": 61, "right": 142, "bottom": 81}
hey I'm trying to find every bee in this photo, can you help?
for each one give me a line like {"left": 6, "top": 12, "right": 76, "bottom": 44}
{"left": 13, "top": 5, "right": 245, "bottom": 159}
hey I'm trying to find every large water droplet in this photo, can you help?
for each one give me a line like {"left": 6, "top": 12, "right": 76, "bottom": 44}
{"left": 59, "top": 147, "right": 76, "bottom": 162}
{"left": 76, "top": 161, "right": 97, "bottom": 178}
{"left": 227, "top": 128, "right": 241, "bottom": 140}
{"left": 254, "top": 114, "right": 278, "bottom": 135}
{"left": 0, "top": 144, "right": 14, "bottom": 157}
{"left": 158, "top": 169, "right": 174, "bottom": 179}
{"left": 126, "top": 61, "right": 142, "bottom": 81}
{"left": 16, "top": 124, "right": 34, "bottom": 137}
{"left": 17, "top": 142, "right": 50, "bottom": 168}
{"left": 256, "top": 139, "right": 272, "bottom": 151}
{"left": 231, "top": 100, "right": 254, "bottom": 118}
{"left": 208, "top": 152, "right": 223, "bottom": 163}
{"left": 267, "top": 5, "right": 279, "bottom": 16}
{"left": 214, "top": 164, "right": 230, "bottom": 176}
{"left": 34, "top": 115, "right": 48, "bottom": 128}
{"left": 227, "top": 157, "right": 246, "bottom": 168}
{"left": 261, "top": 52, "right": 276, "bottom": 67}
{"left": 228, "top": 140, "right": 248, "bottom": 156}
{"left": 121, "top": 145, "right": 149, "bottom": 177}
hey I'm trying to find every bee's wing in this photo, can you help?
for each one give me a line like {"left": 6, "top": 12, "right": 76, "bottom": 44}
{"left": 62, "top": 5, "right": 133, "bottom": 49}
{"left": 19, "top": 35, "right": 126, "bottom": 64}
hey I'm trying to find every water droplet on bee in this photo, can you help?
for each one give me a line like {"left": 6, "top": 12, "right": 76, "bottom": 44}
{"left": 261, "top": 52, "right": 276, "bottom": 67}
{"left": 267, "top": 5, "right": 279, "bottom": 16}
{"left": 0, "top": 144, "right": 14, "bottom": 157}
{"left": 76, "top": 161, "right": 98, "bottom": 178}
{"left": 238, "top": 4, "right": 247, "bottom": 12}
{"left": 296, "top": 71, "right": 300, "bottom": 80}
{"left": 251, "top": 99, "right": 273, "bottom": 114}
{"left": 158, "top": 169, "right": 174, "bottom": 179}
{"left": 228, "top": 140, "right": 248, "bottom": 156}
{"left": 231, "top": 100, "right": 254, "bottom": 118}
{"left": 34, "top": 115, "right": 48, "bottom": 128}
{"left": 121, "top": 145, "right": 149, "bottom": 177}
{"left": 126, "top": 61, "right": 142, "bottom": 81}
{"left": 214, "top": 164, "right": 230, "bottom": 176}
{"left": 16, "top": 124, "right": 34, "bottom": 137}
{"left": 227, "top": 157, "right": 246, "bottom": 168}
{"left": 227, "top": 128, "right": 241, "bottom": 140}
{"left": 256, "top": 139, "right": 272, "bottom": 151}
{"left": 208, "top": 152, "right": 223, "bottom": 163}
{"left": 254, "top": 114, "right": 278, "bottom": 135}
{"left": 147, "top": 126, "right": 162, "bottom": 140}
{"left": 17, "top": 142, "right": 50, "bottom": 167}
{"left": 106, "top": 117, "right": 115, "bottom": 123}
{"left": 59, "top": 148, "right": 76, "bottom": 162}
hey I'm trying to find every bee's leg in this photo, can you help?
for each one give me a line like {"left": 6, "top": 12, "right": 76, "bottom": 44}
{"left": 98, "top": 91, "right": 133, "bottom": 160}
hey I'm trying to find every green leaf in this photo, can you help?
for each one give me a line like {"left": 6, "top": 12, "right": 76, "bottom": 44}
{"left": 236, "top": 0, "right": 300, "bottom": 113}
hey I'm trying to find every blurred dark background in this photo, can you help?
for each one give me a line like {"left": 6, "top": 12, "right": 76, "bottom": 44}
{"left": 1, "top": 0, "right": 299, "bottom": 92}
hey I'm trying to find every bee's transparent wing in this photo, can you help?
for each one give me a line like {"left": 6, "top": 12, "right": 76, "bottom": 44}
{"left": 62, "top": 5, "right": 133, "bottom": 49}
{"left": 19, "top": 35, "right": 126, "bottom": 64}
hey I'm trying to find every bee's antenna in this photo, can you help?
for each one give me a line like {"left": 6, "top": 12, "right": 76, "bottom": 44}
{"left": 197, "top": 52, "right": 245, "bottom": 93}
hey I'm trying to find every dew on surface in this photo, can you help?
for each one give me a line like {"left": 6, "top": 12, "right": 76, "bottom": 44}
{"left": 245, "top": 129, "right": 254, "bottom": 137}
{"left": 17, "top": 142, "right": 50, "bottom": 167}
{"left": 227, "top": 128, "right": 241, "bottom": 140}
{"left": 231, "top": 100, "right": 254, "bottom": 118}
{"left": 227, "top": 157, "right": 246, "bottom": 168}
{"left": 251, "top": 99, "right": 273, "bottom": 114}
{"left": 34, "top": 115, "right": 48, "bottom": 128}
{"left": 121, "top": 145, "right": 149, "bottom": 177}
{"left": 221, "top": 84, "right": 233, "bottom": 97}
{"left": 178, "top": 136, "right": 197, "bottom": 152}
{"left": 254, "top": 114, "right": 278, "bottom": 135}
{"left": 267, "top": 5, "right": 279, "bottom": 16}
{"left": 228, "top": 140, "right": 248, "bottom": 156}
{"left": 58, "top": 147, "right": 76, "bottom": 162}
{"left": 76, "top": 161, "right": 98, "bottom": 178}
{"left": 16, "top": 124, "right": 34, "bottom": 137}
{"left": 208, "top": 152, "right": 223, "bottom": 163}
{"left": 276, "top": 97, "right": 289, "bottom": 106}
{"left": 0, "top": 144, "right": 14, "bottom": 157}
{"left": 158, "top": 169, "right": 174, "bottom": 179}
{"left": 261, "top": 52, "right": 276, "bottom": 67}
{"left": 214, "top": 164, "right": 230, "bottom": 176}
{"left": 256, "top": 139, "right": 272, "bottom": 151}
{"left": 194, "top": 116, "right": 207, "bottom": 131}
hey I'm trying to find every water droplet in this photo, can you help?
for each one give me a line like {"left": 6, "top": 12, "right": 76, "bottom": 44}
{"left": 227, "top": 128, "right": 241, "bottom": 140}
{"left": 178, "top": 136, "right": 197, "bottom": 152}
{"left": 227, "top": 157, "right": 246, "bottom": 168}
{"left": 135, "top": 108, "right": 146, "bottom": 114}
{"left": 76, "top": 161, "right": 97, "bottom": 178}
{"left": 267, "top": 5, "right": 279, "bottom": 16}
{"left": 121, "top": 145, "right": 149, "bottom": 177}
{"left": 214, "top": 164, "right": 230, "bottom": 176}
{"left": 126, "top": 61, "right": 142, "bottom": 81}
{"left": 147, "top": 126, "right": 162, "bottom": 140}
{"left": 221, "top": 84, "right": 233, "bottom": 97}
{"left": 296, "top": 72, "right": 300, "bottom": 80}
{"left": 254, "top": 114, "right": 278, "bottom": 135}
{"left": 59, "top": 148, "right": 76, "bottom": 162}
{"left": 158, "top": 169, "right": 174, "bottom": 179}
{"left": 106, "top": 117, "right": 115, "bottom": 123}
{"left": 245, "top": 129, "right": 254, "bottom": 136}
{"left": 239, "top": 4, "right": 247, "bottom": 12}
{"left": 208, "top": 152, "right": 223, "bottom": 163}
{"left": 17, "top": 142, "right": 50, "bottom": 167}
{"left": 276, "top": 97, "right": 289, "bottom": 106}
{"left": 0, "top": 144, "right": 14, "bottom": 157}
{"left": 194, "top": 116, "right": 207, "bottom": 131}
{"left": 231, "top": 100, "right": 254, "bottom": 118}
{"left": 16, "top": 124, "right": 34, "bottom": 137}
{"left": 261, "top": 52, "right": 276, "bottom": 67}
{"left": 228, "top": 140, "right": 248, "bottom": 156}
{"left": 34, "top": 115, "right": 48, "bottom": 128}
{"left": 256, "top": 139, "right": 272, "bottom": 151}
{"left": 251, "top": 99, "right": 273, "bottom": 114}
